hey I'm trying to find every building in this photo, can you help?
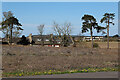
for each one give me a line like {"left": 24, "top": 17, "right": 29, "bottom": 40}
{"left": 31, "top": 34, "right": 73, "bottom": 46}
{"left": 82, "top": 36, "right": 104, "bottom": 41}
{"left": 1, "top": 35, "right": 119, "bottom": 45}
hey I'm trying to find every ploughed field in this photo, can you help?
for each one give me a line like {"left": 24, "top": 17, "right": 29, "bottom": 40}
{"left": 2, "top": 44, "right": 118, "bottom": 77}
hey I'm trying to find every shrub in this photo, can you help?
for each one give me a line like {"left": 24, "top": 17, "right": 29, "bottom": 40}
{"left": 62, "top": 34, "right": 70, "bottom": 47}
{"left": 113, "top": 34, "right": 119, "bottom": 37}
{"left": 73, "top": 43, "right": 76, "bottom": 47}
{"left": 93, "top": 43, "right": 99, "bottom": 48}
{"left": 17, "top": 35, "right": 30, "bottom": 45}
{"left": 2, "top": 42, "right": 8, "bottom": 44}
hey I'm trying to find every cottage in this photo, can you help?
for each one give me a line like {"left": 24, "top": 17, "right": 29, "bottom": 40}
{"left": 31, "top": 34, "right": 73, "bottom": 47}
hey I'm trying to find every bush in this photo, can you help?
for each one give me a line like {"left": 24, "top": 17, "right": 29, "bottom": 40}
{"left": 62, "top": 34, "right": 70, "bottom": 47}
{"left": 113, "top": 34, "right": 119, "bottom": 37}
{"left": 73, "top": 43, "right": 76, "bottom": 47}
{"left": 17, "top": 35, "right": 30, "bottom": 45}
{"left": 1, "top": 42, "right": 8, "bottom": 44}
{"left": 93, "top": 43, "right": 99, "bottom": 48}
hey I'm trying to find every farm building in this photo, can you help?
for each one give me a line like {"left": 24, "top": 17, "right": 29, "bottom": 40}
{"left": 31, "top": 34, "right": 73, "bottom": 47}
{"left": 72, "top": 36, "right": 120, "bottom": 42}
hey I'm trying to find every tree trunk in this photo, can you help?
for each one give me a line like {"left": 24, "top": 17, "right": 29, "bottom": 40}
{"left": 7, "top": 27, "right": 9, "bottom": 44}
{"left": 90, "top": 30, "right": 93, "bottom": 48}
{"left": 41, "top": 35, "right": 44, "bottom": 46}
{"left": 107, "top": 24, "right": 109, "bottom": 49}
{"left": 10, "top": 24, "right": 13, "bottom": 44}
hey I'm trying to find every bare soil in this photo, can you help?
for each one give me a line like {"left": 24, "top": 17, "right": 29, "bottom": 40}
{"left": 2, "top": 43, "right": 118, "bottom": 74}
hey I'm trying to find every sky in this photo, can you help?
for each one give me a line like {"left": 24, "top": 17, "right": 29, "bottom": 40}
{"left": 1, "top": 0, "right": 120, "bottom": 2}
{"left": 1, "top": 2, "right": 119, "bottom": 36}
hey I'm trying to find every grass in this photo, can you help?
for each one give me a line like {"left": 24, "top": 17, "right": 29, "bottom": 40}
{"left": 3, "top": 67, "right": 118, "bottom": 77}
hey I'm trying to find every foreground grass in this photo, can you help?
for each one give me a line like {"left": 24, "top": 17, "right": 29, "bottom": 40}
{"left": 3, "top": 67, "right": 118, "bottom": 77}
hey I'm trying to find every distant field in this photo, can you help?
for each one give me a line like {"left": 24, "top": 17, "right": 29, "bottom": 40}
{"left": 76, "top": 42, "right": 119, "bottom": 48}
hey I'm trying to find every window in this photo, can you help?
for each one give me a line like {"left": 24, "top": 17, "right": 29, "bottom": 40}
{"left": 37, "top": 39, "right": 41, "bottom": 41}
{"left": 45, "top": 39, "right": 49, "bottom": 41}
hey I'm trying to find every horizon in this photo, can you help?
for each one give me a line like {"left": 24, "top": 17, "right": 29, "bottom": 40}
{"left": 1, "top": 2, "right": 118, "bottom": 37}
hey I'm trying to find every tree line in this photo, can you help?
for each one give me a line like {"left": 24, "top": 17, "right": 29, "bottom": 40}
{"left": 0, "top": 11, "right": 115, "bottom": 48}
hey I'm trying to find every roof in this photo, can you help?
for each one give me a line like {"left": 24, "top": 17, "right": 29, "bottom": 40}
{"left": 31, "top": 35, "right": 120, "bottom": 37}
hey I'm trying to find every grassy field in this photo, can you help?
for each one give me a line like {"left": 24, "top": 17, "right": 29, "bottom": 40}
{"left": 1, "top": 42, "right": 119, "bottom": 77}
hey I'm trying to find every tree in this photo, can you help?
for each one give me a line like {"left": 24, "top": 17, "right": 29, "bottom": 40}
{"left": 113, "top": 34, "right": 119, "bottom": 37}
{"left": 1, "top": 17, "right": 22, "bottom": 44}
{"left": 100, "top": 13, "right": 115, "bottom": 49}
{"left": 38, "top": 24, "right": 44, "bottom": 35}
{"left": 102, "top": 31, "right": 107, "bottom": 35}
{"left": 1, "top": 11, "right": 13, "bottom": 43}
{"left": 3, "top": 11, "right": 13, "bottom": 20}
{"left": 37, "top": 24, "right": 44, "bottom": 46}
{"left": 17, "top": 35, "right": 30, "bottom": 45}
{"left": 12, "top": 26, "right": 23, "bottom": 38}
{"left": 62, "top": 23, "right": 72, "bottom": 47}
{"left": 53, "top": 22, "right": 73, "bottom": 47}
{"left": 81, "top": 14, "right": 105, "bottom": 48}
{"left": 0, "top": 11, "right": 23, "bottom": 44}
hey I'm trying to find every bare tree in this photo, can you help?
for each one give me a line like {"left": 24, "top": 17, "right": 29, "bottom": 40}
{"left": 62, "top": 22, "right": 72, "bottom": 35}
{"left": 53, "top": 22, "right": 62, "bottom": 36}
{"left": 53, "top": 22, "right": 73, "bottom": 47}
{"left": 53, "top": 22, "right": 72, "bottom": 36}
{"left": 37, "top": 24, "right": 44, "bottom": 46}
{"left": 38, "top": 24, "right": 44, "bottom": 35}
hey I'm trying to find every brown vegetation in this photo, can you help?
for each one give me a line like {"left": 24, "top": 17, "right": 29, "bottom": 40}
{"left": 2, "top": 42, "right": 118, "bottom": 74}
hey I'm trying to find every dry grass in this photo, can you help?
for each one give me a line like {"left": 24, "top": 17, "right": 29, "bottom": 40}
{"left": 2, "top": 43, "right": 118, "bottom": 74}
{"left": 79, "top": 42, "right": 119, "bottom": 48}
